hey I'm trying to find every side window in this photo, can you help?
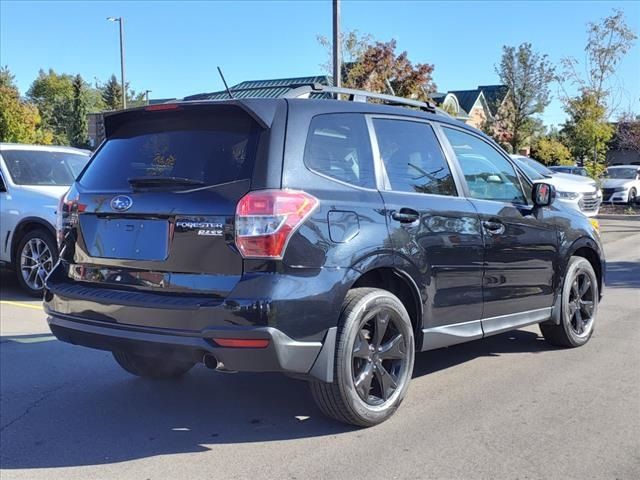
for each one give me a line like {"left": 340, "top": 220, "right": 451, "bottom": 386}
{"left": 372, "top": 118, "right": 457, "bottom": 196}
{"left": 442, "top": 127, "right": 527, "bottom": 204}
{"left": 303, "top": 114, "right": 375, "bottom": 188}
{"left": 0, "top": 172, "right": 6, "bottom": 192}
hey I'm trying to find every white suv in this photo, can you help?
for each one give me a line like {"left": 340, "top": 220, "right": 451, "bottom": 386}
{"left": 0, "top": 144, "right": 90, "bottom": 296}
{"left": 512, "top": 156, "right": 602, "bottom": 217}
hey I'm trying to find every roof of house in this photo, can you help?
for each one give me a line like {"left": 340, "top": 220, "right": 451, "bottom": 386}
{"left": 478, "top": 85, "right": 508, "bottom": 114}
{"left": 448, "top": 89, "right": 482, "bottom": 113}
{"left": 184, "top": 76, "right": 333, "bottom": 101}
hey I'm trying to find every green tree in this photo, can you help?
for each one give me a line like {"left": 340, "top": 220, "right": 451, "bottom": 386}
{"left": 99, "top": 74, "right": 146, "bottom": 110}
{"left": 494, "top": 43, "right": 555, "bottom": 153}
{"left": 26, "top": 69, "right": 75, "bottom": 144}
{"left": 560, "top": 10, "right": 637, "bottom": 173}
{"left": 100, "top": 74, "right": 123, "bottom": 111}
{"left": 0, "top": 66, "right": 52, "bottom": 144}
{"left": 531, "top": 137, "right": 573, "bottom": 166}
{"left": 562, "top": 91, "right": 614, "bottom": 177}
{"left": 69, "top": 75, "right": 89, "bottom": 148}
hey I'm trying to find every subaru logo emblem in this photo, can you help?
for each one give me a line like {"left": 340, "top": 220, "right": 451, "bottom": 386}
{"left": 110, "top": 195, "right": 133, "bottom": 212}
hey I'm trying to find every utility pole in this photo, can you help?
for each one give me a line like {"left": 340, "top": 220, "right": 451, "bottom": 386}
{"left": 332, "top": 0, "right": 341, "bottom": 89}
{"left": 107, "top": 17, "right": 127, "bottom": 109}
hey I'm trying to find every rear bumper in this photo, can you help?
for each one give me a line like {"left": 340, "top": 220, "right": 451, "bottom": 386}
{"left": 47, "top": 311, "right": 335, "bottom": 380}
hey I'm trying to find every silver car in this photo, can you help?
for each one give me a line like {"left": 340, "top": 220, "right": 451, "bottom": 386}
{"left": 0, "top": 144, "right": 90, "bottom": 296}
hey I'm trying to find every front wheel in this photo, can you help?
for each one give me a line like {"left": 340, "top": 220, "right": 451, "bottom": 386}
{"left": 310, "top": 288, "right": 415, "bottom": 427}
{"left": 540, "top": 256, "right": 598, "bottom": 348}
{"left": 14, "top": 229, "right": 58, "bottom": 297}
{"left": 113, "top": 351, "right": 195, "bottom": 379}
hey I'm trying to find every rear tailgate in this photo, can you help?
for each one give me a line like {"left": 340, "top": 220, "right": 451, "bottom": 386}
{"left": 58, "top": 103, "right": 266, "bottom": 296}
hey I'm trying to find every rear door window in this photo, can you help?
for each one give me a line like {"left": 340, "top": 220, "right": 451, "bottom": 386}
{"left": 79, "top": 107, "right": 261, "bottom": 190}
{"left": 303, "top": 113, "right": 375, "bottom": 188}
{"left": 372, "top": 118, "right": 457, "bottom": 196}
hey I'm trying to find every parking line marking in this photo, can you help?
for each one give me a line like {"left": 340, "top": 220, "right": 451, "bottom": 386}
{"left": 0, "top": 300, "right": 43, "bottom": 311}
{"left": 5, "top": 335, "right": 57, "bottom": 344}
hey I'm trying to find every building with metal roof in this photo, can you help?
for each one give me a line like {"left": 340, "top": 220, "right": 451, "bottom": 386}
{"left": 184, "top": 75, "right": 333, "bottom": 101}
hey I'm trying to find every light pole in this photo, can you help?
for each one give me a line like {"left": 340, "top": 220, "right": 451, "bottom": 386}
{"left": 144, "top": 89, "right": 152, "bottom": 105}
{"left": 107, "top": 16, "right": 126, "bottom": 109}
{"left": 332, "top": 0, "right": 341, "bottom": 89}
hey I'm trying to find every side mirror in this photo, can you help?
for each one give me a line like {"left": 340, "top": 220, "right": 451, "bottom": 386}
{"left": 532, "top": 182, "right": 555, "bottom": 207}
{"left": 486, "top": 174, "right": 503, "bottom": 184}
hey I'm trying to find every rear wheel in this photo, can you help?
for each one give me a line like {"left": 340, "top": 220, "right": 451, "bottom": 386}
{"left": 310, "top": 288, "right": 415, "bottom": 427}
{"left": 113, "top": 351, "right": 195, "bottom": 379}
{"left": 540, "top": 256, "right": 598, "bottom": 348}
{"left": 14, "top": 229, "right": 57, "bottom": 297}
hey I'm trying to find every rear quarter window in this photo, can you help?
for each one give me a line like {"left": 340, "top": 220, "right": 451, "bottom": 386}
{"left": 303, "top": 113, "right": 375, "bottom": 188}
{"left": 79, "top": 108, "right": 261, "bottom": 190}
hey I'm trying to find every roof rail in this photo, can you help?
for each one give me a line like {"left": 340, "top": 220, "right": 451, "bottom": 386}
{"left": 282, "top": 83, "right": 437, "bottom": 113}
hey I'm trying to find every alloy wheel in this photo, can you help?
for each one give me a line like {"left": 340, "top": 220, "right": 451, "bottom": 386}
{"left": 20, "top": 237, "right": 54, "bottom": 291}
{"left": 566, "top": 270, "right": 595, "bottom": 337}
{"left": 351, "top": 309, "right": 409, "bottom": 406}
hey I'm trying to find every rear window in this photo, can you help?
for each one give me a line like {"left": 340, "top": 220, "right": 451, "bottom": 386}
{"left": 303, "top": 113, "right": 375, "bottom": 188}
{"left": 79, "top": 108, "right": 261, "bottom": 190}
{"left": 1, "top": 150, "right": 89, "bottom": 186}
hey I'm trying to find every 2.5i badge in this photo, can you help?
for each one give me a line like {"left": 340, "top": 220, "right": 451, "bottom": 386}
{"left": 175, "top": 220, "right": 224, "bottom": 237}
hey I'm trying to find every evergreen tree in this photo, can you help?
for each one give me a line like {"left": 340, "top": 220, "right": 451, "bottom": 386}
{"left": 101, "top": 74, "right": 123, "bottom": 111}
{"left": 69, "top": 74, "right": 89, "bottom": 148}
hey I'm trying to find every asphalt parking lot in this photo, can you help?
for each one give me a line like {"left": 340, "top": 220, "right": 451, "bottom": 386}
{"left": 1, "top": 218, "right": 639, "bottom": 480}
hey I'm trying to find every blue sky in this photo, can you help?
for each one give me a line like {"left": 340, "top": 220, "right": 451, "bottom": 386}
{"left": 1, "top": 0, "right": 639, "bottom": 126}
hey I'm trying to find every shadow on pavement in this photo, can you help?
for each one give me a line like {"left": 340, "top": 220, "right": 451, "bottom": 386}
{"left": 604, "top": 261, "right": 640, "bottom": 289}
{"left": 1, "top": 327, "right": 554, "bottom": 470}
{"left": 0, "top": 268, "right": 36, "bottom": 302}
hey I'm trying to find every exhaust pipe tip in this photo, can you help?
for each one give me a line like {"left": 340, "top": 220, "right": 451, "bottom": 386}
{"left": 202, "top": 354, "right": 237, "bottom": 373}
{"left": 203, "top": 353, "right": 220, "bottom": 370}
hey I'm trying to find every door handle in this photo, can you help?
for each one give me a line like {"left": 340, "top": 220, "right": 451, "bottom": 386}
{"left": 482, "top": 220, "right": 505, "bottom": 235}
{"left": 392, "top": 208, "right": 420, "bottom": 224}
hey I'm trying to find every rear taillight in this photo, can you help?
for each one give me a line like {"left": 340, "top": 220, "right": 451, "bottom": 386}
{"left": 56, "top": 190, "right": 85, "bottom": 248}
{"left": 235, "top": 189, "right": 319, "bottom": 259}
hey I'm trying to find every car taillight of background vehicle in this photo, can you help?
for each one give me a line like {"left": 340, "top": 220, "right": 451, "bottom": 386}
{"left": 235, "top": 190, "right": 319, "bottom": 259}
{"left": 56, "top": 191, "right": 85, "bottom": 248}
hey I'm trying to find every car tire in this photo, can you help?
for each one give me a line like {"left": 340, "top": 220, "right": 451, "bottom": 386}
{"left": 113, "top": 351, "right": 195, "bottom": 379}
{"left": 14, "top": 228, "right": 58, "bottom": 297}
{"left": 540, "top": 256, "right": 598, "bottom": 348}
{"left": 628, "top": 188, "right": 637, "bottom": 205}
{"left": 310, "top": 288, "right": 415, "bottom": 427}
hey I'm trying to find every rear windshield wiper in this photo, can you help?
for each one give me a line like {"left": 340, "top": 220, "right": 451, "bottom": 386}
{"left": 128, "top": 176, "right": 205, "bottom": 190}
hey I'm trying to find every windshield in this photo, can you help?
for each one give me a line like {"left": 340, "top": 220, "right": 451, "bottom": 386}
{"left": 79, "top": 108, "right": 260, "bottom": 190}
{"left": 1, "top": 150, "right": 90, "bottom": 186}
{"left": 605, "top": 168, "right": 638, "bottom": 179}
{"left": 519, "top": 157, "right": 554, "bottom": 176}
{"left": 515, "top": 158, "right": 545, "bottom": 180}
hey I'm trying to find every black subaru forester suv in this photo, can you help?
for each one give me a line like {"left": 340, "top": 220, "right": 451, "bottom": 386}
{"left": 45, "top": 85, "right": 604, "bottom": 427}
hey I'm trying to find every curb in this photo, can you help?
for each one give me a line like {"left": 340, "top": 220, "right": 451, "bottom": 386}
{"left": 596, "top": 214, "right": 640, "bottom": 221}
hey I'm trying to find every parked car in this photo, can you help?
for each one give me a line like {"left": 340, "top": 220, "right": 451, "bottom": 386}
{"left": 549, "top": 165, "right": 589, "bottom": 177}
{"left": 510, "top": 155, "right": 595, "bottom": 184}
{"left": 511, "top": 156, "right": 601, "bottom": 217}
{"left": 601, "top": 165, "right": 640, "bottom": 204}
{"left": 0, "top": 144, "right": 91, "bottom": 296}
{"left": 45, "top": 88, "right": 605, "bottom": 427}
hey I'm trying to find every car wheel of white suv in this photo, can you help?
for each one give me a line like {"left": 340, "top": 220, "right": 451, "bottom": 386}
{"left": 15, "top": 229, "right": 58, "bottom": 297}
